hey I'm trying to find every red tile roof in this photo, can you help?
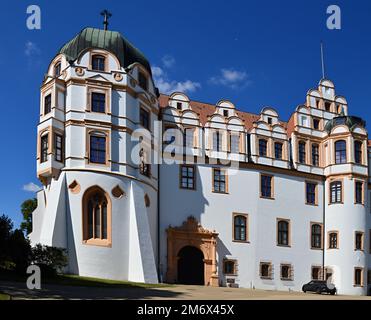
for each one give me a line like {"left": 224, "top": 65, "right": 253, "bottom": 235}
{"left": 159, "top": 94, "right": 287, "bottom": 131}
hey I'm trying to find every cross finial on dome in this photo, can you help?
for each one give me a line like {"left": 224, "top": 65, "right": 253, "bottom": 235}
{"left": 100, "top": 9, "right": 112, "bottom": 31}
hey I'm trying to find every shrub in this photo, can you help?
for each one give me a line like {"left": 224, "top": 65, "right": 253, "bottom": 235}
{"left": 31, "top": 244, "right": 68, "bottom": 277}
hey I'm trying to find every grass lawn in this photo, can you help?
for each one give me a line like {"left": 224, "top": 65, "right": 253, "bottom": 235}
{"left": 0, "top": 293, "right": 10, "bottom": 300}
{"left": 0, "top": 269, "right": 169, "bottom": 289}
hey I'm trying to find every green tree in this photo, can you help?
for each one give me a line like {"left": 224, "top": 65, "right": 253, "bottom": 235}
{"left": 20, "top": 198, "right": 37, "bottom": 235}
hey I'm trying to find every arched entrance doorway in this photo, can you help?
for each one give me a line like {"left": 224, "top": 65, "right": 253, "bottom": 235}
{"left": 177, "top": 246, "right": 204, "bottom": 285}
{"left": 166, "top": 216, "right": 219, "bottom": 286}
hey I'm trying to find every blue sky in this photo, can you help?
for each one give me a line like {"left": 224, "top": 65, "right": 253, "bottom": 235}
{"left": 1, "top": 0, "right": 371, "bottom": 228}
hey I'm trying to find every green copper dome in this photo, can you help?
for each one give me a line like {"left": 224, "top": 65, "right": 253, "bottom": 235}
{"left": 58, "top": 27, "right": 152, "bottom": 74}
{"left": 325, "top": 116, "right": 366, "bottom": 133}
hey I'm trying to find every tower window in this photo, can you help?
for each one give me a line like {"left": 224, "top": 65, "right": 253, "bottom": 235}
{"left": 140, "top": 108, "right": 150, "bottom": 130}
{"left": 180, "top": 165, "right": 195, "bottom": 190}
{"left": 90, "top": 135, "right": 106, "bottom": 164}
{"left": 311, "top": 223, "right": 322, "bottom": 249}
{"left": 354, "top": 268, "right": 363, "bottom": 287}
{"left": 274, "top": 142, "right": 283, "bottom": 159}
{"left": 328, "top": 232, "right": 338, "bottom": 249}
{"left": 330, "top": 181, "right": 342, "bottom": 203}
{"left": 354, "top": 141, "right": 363, "bottom": 164}
{"left": 355, "top": 181, "right": 363, "bottom": 204}
{"left": 324, "top": 102, "right": 331, "bottom": 112}
{"left": 260, "top": 174, "right": 273, "bottom": 198}
{"left": 91, "top": 92, "right": 106, "bottom": 113}
{"left": 55, "top": 134, "right": 63, "bottom": 162}
{"left": 213, "top": 168, "right": 227, "bottom": 193}
{"left": 176, "top": 102, "right": 182, "bottom": 110}
{"left": 40, "top": 134, "right": 49, "bottom": 163}
{"left": 44, "top": 94, "right": 51, "bottom": 114}
{"left": 138, "top": 71, "right": 148, "bottom": 91}
{"left": 233, "top": 215, "right": 247, "bottom": 241}
{"left": 259, "top": 139, "right": 267, "bottom": 157}
{"left": 306, "top": 182, "right": 317, "bottom": 205}
{"left": 355, "top": 232, "right": 364, "bottom": 251}
{"left": 312, "top": 144, "right": 319, "bottom": 166}
{"left": 267, "top": 117, "right": 273, "bottom": 125}
{"left": 298, "top": 141, "right": 306, "bottom": 164}
{"left": 82, "top": 187, "right": 111, "bottom": 246}
{"left": 277, "top": 219, "right": 290, "bottom": 246}
{"left": 313, "top": 118, "right": 320, "bottom": 130}
{"left": 335, "top": 140, "right": 347, "bottom": 164}
{"left": 223, "top": 110, "right": 229, "bottom": 117}
{"left": 54, "top": 62, "right": 61, "bottom": 77}
{"left": 92, "top": 55, "right": 106, "bottom": 71}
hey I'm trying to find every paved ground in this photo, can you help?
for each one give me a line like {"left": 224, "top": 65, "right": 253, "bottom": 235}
{"left": 0, "top": 280, "right": 370, "bottom": 300}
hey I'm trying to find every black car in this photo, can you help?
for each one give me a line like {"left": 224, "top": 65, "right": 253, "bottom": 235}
{"left": 302, "top": 280, "right": 337, "bottom": 295}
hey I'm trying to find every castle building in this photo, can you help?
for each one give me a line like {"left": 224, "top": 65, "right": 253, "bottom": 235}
{"left": 29, "top": 26, "right": 371, "bottom": 296}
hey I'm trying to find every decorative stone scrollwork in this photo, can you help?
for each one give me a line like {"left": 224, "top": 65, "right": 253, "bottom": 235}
{"left": 114, "top": 73, "right": 123, "bottom": 81}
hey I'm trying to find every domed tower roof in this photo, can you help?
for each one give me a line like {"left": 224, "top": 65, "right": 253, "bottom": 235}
{"left": 324, "top": 115, "right": 366, "bottom": 133}
{"left": 58, "top": 27, "right": 152, "bottom": 74}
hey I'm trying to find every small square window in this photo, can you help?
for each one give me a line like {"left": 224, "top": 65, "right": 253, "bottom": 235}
{"left": 267, "top": 117, "right": 272, "bottom": 125}
{"left": 223, "top": 110, "right": 229, "bottom": 117}
{"left": 223, "top": 260, "right": 236, "bottom": 275}
{"left": 176, "top": 102, "right": 182, "bottom": 110}
{"left": 280, "top": 264, "right": 293, "bottom": 281}
{"left": 260, "top": 262, "right": 272, "bottom": 279}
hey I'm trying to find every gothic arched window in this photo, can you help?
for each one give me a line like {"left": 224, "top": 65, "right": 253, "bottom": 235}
{"left": 83, "top": 187, "right": 111, "bottom": 246}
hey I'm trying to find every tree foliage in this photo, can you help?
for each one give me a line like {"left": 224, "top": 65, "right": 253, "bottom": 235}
{"left": 20, "top": 198, "right": 37, "bottom": 235}
{"left": 31, "top": 244, "right": 68, "bottom": 276}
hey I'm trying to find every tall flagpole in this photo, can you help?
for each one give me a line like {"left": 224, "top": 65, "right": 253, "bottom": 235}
{"left": 320, "top": 41, "right": 326, "bottom": 79}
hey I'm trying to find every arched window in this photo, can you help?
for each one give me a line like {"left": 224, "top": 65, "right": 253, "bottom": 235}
{"left": 92, "top": 55, "right": 106, "bottom": 71}
{"left": 335, "top": 140, "right": 347, "bottom": 164}
{"left": 277, "top": 220, "right": 289, "bottom": 246}
{"left": 83, "top": 187, "right": 111, "bottom": 245}
{"left": 311, "top": 224, "right": 322, "bottom": 249}
{"left": 298, "top": 141, "right": 306, "bottom": 164}
{"left": 234, "top": 215, "right": 247, "bottom": 241}
{"left": 354, "top": 141, "right": 363, "bottom": 164}
{"left": 54, "top": 62, "right": 61, "bottom": 77}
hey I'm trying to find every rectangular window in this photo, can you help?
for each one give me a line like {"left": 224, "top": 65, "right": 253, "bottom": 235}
{"left": 354, "top": 268, "right": 363, "bottom": 287}
{"left": 355, "top": 181, "right": 363, "bottom": 204}
{"left": 298, "top": 141, "right": 306, "bottom": 164}
{"left": 44, "top": 94, "right": 52, "bottom": 114}
{"left": 311, "top": 223, "right": 322, "bottom": 249}
{"left": 230, "top": 134, "right": 240, "bottom": 154}
{"left": 260, "top": 175, "right": 273, "bottom": 198}
{"left": 325, "top": 102, "right": 331, "bottom": 112}
{"left": 40, "top": 134, "right": 49, "bottom": 163}
{"left": 184, "top": 128, "right": 195, "bottom": 148}
{"left": 138, "top": 71, "right": 148, "bottom": 91}
{"left": 259, "top": 139, "right": 267, "bottom": 157}
{"left": 306, "top": 182, "right": 317, "bottom": 205}
{"left": 140, "top": 108, "right": 150, "bottom": 130}
{"left": 260, "top": 262, "right": 273, "bottom": 279}
{"left": 330, "top": 181, "right": 342, "bottom": 203}
{"left": 328, "top": 232, "right": 338, "bottom": 249}
{"left": 212, "top": 131, "right": 222, "bottom": 151}
{"left": 55, "top": 134, "right": 63, "bottom": 162}
{"left": 90, "top": 135, "right": 106, "bottom": 164}
{"left": 312, "top": 144, "right": 319, "bottom": 166}
{"left": 233, "top": 214, "right": 248, "bottom": 242}
{"left": 354, "top": 141, "right": 363, "bottom": 164}
{"left": 313, "top": 118, "right": 320, "bottom": 130}
{"left": 223, "top": 260, "right": 236, "bottom": 275}
{"left": 355, "top": 232, "right": 364, "bottom": 251}
{"left": 311, "top": 266, "right": 322, "bottom": 280}
{"left": 274, "top": 142, "right": 283, "bottom": 159}
{"left": 277, "top": 219, "right": 290, "bottom": 246}
{"left": 176, "top": 102, "right": 182, "bottom": 110}
{"left": 280, "top": 264, "right": 293, "bottom": 281}
{"left": 91, "top": 92, "right": 106, "bottom": 113}
{"left": 213, "top": 168, "right": 227, "bottom": 193}
{"left": 180, "top": 165, "right": 195, "bottom": 190}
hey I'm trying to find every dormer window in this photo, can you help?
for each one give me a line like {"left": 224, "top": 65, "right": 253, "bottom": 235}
{"left": 54, "top": 62, "right": 61, "bottom": 77}
{"left": 176, "top": 102, "right": 182, "bottom": 110}
{"left": 223, "top": 110, "right": 229, "bottom": 118}
{"left": 324, "top": 101, "right": 331, "bottom": 112}
{"left": 267, "top": 117, "right": 272, "bottom": 125}
{"left": 138, "top": 71, "right": 148, "bottom": 91}
{"left": 92, "top": 55, "right": 105, "bottom": 71}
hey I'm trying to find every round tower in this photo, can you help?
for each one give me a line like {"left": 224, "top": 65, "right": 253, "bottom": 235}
{"left": 29, "top": 27, "right": 159, "bottom": 283}
{"left": 324, "top": 114, "right": 368, "bottom": 295}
